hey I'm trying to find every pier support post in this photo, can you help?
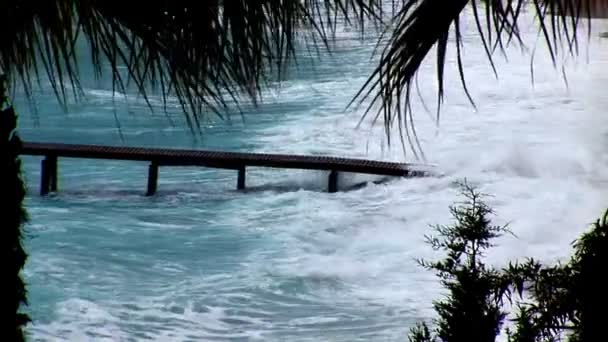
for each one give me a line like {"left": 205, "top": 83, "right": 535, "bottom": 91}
{"left": 328, "top": 170, "right": 338, "bottom": 193}
{"left": 49, "top": 155, "right": 58, "bottom": 192}
{"left": 146, "top": 162, "right": 158, "bottom": 196}
{"left": 40, "top": 157, "right": 50, "bottom": 196}
{"left": 41, "top": 155, "right": 58, "bottom": 196}
{"left": 237, "top": 166, "right": 246, "bottom": 190}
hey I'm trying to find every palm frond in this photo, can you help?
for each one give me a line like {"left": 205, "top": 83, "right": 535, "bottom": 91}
{"left": 0, "top": 1, "right": 388, "bottom": 132}
{"left": 352, "top": 0, "right": 592, "bottom": 158}
{"left": 0, "top": 1, "right": 596, "bottom": 155}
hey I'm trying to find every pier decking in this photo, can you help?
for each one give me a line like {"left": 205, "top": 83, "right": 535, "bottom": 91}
{"left": 21, "top": 142, "right": 424, "bottom": 195}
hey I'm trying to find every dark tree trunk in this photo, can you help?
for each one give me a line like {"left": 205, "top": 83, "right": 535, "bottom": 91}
{"left": 1, "top": 75, "right": 29, "bottom": 341}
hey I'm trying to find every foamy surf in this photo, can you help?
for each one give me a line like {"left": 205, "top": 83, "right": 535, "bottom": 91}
{"left": 19, "top": 9, "right": 608, "bottom": 342}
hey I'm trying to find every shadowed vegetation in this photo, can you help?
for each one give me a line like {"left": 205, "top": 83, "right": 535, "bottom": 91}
{"left": 408, "top": 181, "right": 513, "bottom": 342}
{"left": 409, "top": 182, "right": 608, "bottom": 342}
{"left": 1, "top": 75, "right": 29, "bottom": 341}
{"left": 505, "top": 209, "right": 608, "bottom": 342}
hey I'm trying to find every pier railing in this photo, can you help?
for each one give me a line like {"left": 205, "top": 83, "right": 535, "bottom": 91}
{"left": 21, "top": 142, "right": 425, "bottom": 195}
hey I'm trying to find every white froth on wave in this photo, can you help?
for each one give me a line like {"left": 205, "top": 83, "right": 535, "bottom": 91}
{"left": 21, "top": 10, "right": 608, "bottom": 342}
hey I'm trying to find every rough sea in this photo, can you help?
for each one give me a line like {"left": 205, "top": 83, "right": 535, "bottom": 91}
{"left": 18, "top": 9, "right": 608, "bottom": 341}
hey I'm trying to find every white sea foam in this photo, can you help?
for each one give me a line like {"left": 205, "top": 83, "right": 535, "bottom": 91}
{"left": 21, "top": 9, "right": 608, "bottom": 342}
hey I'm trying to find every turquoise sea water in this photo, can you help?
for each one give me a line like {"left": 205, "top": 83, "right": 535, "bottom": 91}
{"left": 18, "top": 12, "right": 608, "bottom": 341}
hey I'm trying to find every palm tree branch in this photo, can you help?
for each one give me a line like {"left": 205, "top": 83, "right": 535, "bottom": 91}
{"left": 1, "top": 1, "right": 390, "bottom": 130}
{"left": 0, "top": 0, "right": 594, "bottom": 155}
{"left": 351, "top": 0, "right": 590, "bottom": 158}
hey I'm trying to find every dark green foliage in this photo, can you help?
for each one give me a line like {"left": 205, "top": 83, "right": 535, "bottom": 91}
{"left": 409, "top": 322, "right": 434, "bottom": 342}
{"left": 0, "top": 74, "right": 29, "bottom": 341}
{"left": 409, "top": 181, "right": 511, "bottom": 342}
{"left": 412, "top": 181, "right": 608, "bottom": 342}
{"left": 507, "top": 305, "right": 545, "bottom": 342}
{"left": 569, "top": 209, "right": 608, "bottom": 341}
{"left": 506, "top": 209, "right": 608, "bottom": 342}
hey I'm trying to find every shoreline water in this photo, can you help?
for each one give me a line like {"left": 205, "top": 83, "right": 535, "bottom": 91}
{"left": 20, "top": 13, "right": 608, "bottom": 341}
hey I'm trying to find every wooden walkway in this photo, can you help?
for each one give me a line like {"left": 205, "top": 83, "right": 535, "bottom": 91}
{"left": 21, "top": 142, "right": 426, "bottom": 195}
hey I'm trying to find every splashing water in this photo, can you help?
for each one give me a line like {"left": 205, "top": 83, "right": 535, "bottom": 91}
{"left": 18, "top": 11, "right": 608, "bottom": 342}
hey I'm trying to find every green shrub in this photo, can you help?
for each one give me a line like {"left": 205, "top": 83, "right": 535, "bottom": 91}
{"left": 1, "top": 75, "right": 29, "bottom": 341}
{"left": 507, "top": 209, "right": 608, "bottom": 342}
{"left": 409, "top": 181, "right": 512, "bottom": 342}
{"left": 410, "top": 180, "right": 608, "bottom": 342}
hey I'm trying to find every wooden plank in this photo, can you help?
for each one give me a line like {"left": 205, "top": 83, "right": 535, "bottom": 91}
{"left": 21, "top": 142, "right": 413, "bottom": 177}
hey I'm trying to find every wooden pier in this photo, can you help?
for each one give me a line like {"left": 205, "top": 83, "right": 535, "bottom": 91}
{"left": 21, "top": 142, "right": 425, "bottom": 195}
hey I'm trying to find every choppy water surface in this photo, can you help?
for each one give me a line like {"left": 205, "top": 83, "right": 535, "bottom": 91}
{"left": 20, "top": 11, "right": 608, "bottom": 341}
